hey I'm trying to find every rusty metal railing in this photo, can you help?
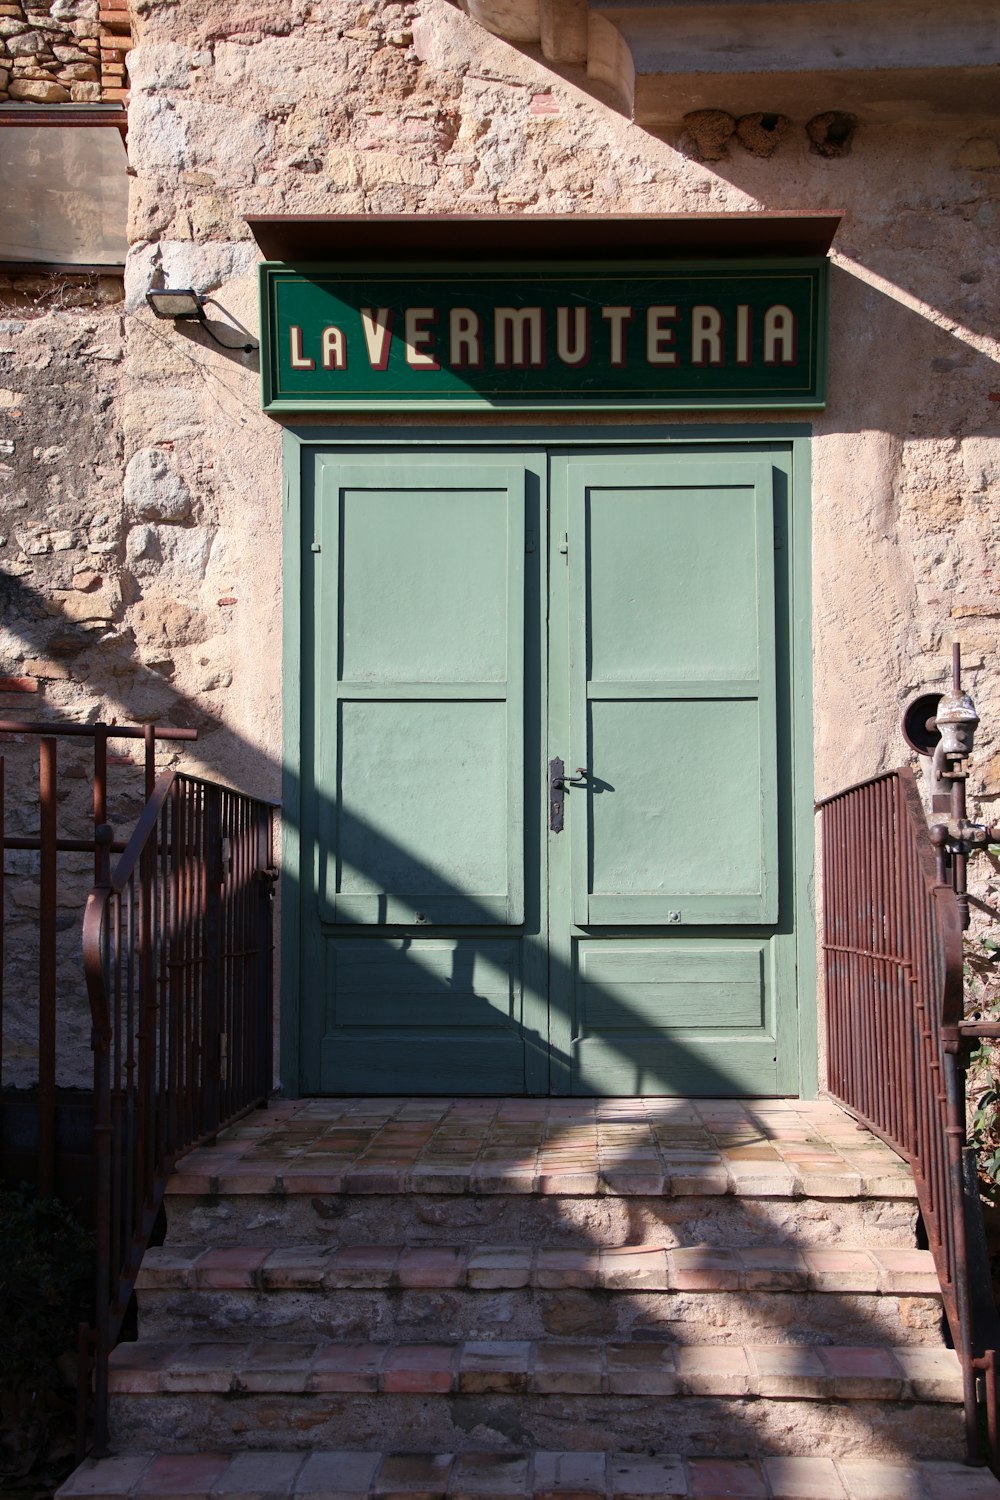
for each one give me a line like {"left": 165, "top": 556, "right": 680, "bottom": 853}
{"left": 81, "top": 769, "right": 276, "bottom": 1456}
{"left": 818, "top": 767, "right": 1000, "bottom": 1467}
{"left": 0, "top": 720, "right": 197, "bottom": 1198}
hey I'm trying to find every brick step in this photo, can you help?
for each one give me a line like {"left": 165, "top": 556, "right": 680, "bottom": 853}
{"left": 163, "top": 1096, "right": 919, "bottom": 1252}
{"left": 106, "top": 1336, "right": 965, "bottom": 1402}
{"left": 62, "top": 1449, "right": 1000, "bottom": 1500}
{"left": 138, "top": 1242, "right": 942, "bottom": 1296}
{"left": 108, "top": 1389, "right": 966, "bottom": 1464}
{"left": 136, "top": 1242, "right": 945, "bottom": 1346}
{"left": 166, "top": 1098, "right": 916, "bottom": 1207}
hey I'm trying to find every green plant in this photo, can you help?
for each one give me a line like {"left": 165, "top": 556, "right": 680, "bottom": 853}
{"left": 964, "top": 935, "right": 1000, "bottom": 1196}
{"left": 0, "top": 1189, "right": 93, "bottom": 1486}
{"left": 972, "top": 1077, "right": 1000, "bottom": 1194}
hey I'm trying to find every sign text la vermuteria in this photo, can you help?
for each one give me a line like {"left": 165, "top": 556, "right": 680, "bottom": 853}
{"left": 259, "top": 262, "right": 828, "bottom": 411}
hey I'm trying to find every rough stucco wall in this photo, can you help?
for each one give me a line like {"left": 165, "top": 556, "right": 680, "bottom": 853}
{"left": 120, "top": 0, "right": 1000, "bottom": 796}
{"left": 3, "top": 0, "right": 1000, "bottom": 1083}
{"left": 0, "top": 271, "right": 143, "bottom": 1085}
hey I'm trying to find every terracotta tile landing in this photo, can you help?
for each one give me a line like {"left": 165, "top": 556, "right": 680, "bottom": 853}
{"left": 167, "top": 1096, "right": 916, "bottom": 1200}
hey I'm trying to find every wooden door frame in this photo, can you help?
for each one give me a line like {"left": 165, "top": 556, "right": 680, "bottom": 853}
{"left": 280, "top": 423, "right": 815, "bottom": 1099}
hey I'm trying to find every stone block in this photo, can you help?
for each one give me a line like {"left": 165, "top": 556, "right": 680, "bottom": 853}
{"left": 381, "top": 1343, "right": 455, "bottom": 1393}
{"left": 139, "top": 1453, "right": 229, "bottom": 1497}
{"left": 308, "top": 1344, "right": 385, "bottom": 1393}
{"left": 532, "top": 1342, "right": 603, "bottom": 1394}
{"left": 260, "top": 1248, "right": 330, "bottom": 1288}
{"left": 838, "top": 1462, "right": 927, "bottom": 1500}
{"left": 457, "top": 1339, "right": 531, "bottom": 1393}
{"left": 893, "top": 1346, "right": 963, "bottom": 1401}
{"left": 294, "top": 1452, "right": 380, "bottom": 1496}
{"left": 670, "top": 1247, "right": 741, "bottom": 1291}
{"left": 193, "top": 1246, "right": 269, "bottom": 1288}
{"left": 466, "top": 1246, "right": 532, "bottom": 1288}
{"left": 606, "top": 1342, "right": 678, "bottom": 1395}
{"left": 818, "top": 1346, "right": 904, "bottom": 1400}
{"left": 239, "top": 1341, "right": 315, "bottom": 1394}
{"left": 535, "top": 1249, "right": 601, "bottom": 1288}
{"left": 450, "top": 1451, "right": 531, "bottom": 1498}
{"left": 158, "top": 1342, "right": 239, "bottom": 1394}
{"left": 215, "top": 1451, "right": 304, "bottom": 1498}
{"left": 533, "top": 1452, "right": 607, "bottom": 1498}
{"left": 608, "top": 1453, "right": 686, "bottom": 1498}
{"left": 58, "top": 1455, "right": 155, "bottom": 1495}
{"left": 677, "top": 1344, "right": 751, "bottom": 1395}
{"left": 8, "top": 76, "right": 69, "bottom": 98}
{"left": 762, "top": 1457, "right": 847, "bottom": 1499}
{"left": 600, "top": 1249, "right": 669, "bottom": 1290}
{"left": 124, "top": 447, "right": 192, "bottom": 523}
{"left": 954, "top": 138, "right": 1000, "bottom": 169}
{"left": 372, "top": 1453, "right": 454, "bottom": 1499}
{"left": 396, "top": 1247, "right": 465, "bottom": 1288}
{"left": 747, "top": 1344, "right": 827, "bottom": 1398}
{"left": 687, "top": 1459, "right": 768, "bottom": 1498}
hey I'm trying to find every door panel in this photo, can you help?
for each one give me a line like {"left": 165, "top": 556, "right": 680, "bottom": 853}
{"left": 305, "top": 450, "right": 546, "bottom": 1095}
{"left": 565, "top": 457, "right": 778, "bottom": 927}
{"left": 315, "top": 459, "right": 525, "bottom": 926}
{"left": 577, "top": 942, "right": 767, "bottom": 1032}
{"left": 571, "top": 937, "right": 780, "bottom": 1096}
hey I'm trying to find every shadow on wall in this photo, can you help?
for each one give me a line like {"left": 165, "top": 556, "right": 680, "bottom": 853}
{"left": 818, "top": 264, "right": 1000, "bottom": 443}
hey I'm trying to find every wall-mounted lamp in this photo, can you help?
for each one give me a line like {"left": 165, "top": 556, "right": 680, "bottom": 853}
{"left": 145, "top": 286, "right": 258, "bottom": 353}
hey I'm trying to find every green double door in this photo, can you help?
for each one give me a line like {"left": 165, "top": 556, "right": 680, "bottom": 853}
{"left": 296, "top": 440, "right": 806, "bottom": 1096}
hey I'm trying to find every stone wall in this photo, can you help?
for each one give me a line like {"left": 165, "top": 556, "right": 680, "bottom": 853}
{"left": 119, "top": 0, "right": 1000, "bottom": 793}
{"left": 0, "top": 268, "right": 140, "bottom": 1085}
{"left": 0, "top": 0, "right": 131, "bottom": 105}
{"left": 2, "top": 0, "right": 999, "bottom": 1083}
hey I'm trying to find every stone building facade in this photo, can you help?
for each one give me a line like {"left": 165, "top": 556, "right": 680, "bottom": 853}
{"left": 1, "top": 0, "right": 999, "bottom": 1094}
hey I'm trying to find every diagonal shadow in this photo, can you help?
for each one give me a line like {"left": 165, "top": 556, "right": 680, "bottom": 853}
{"left": 0, "top": 572, "right": 954, "bottom": 1468}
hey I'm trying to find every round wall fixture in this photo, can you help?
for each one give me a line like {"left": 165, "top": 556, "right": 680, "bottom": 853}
{"left": 902, "top": 692, "right": 943, "bottom": 756}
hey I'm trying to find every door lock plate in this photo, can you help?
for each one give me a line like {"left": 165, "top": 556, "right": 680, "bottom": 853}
{"left": 549, "top": 757, "right": 565, "bottom": 833}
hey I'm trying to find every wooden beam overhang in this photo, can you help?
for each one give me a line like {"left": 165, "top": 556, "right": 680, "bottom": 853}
{"left": 457, "top": 0, "right": 1000, "bottom": 131}
{"left": 246, "top": 211, "right": 842, "bottom": 263}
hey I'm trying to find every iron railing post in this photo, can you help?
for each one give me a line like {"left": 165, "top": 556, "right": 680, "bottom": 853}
{"left": 38, "top": 736, "right": 57, "bottom": 1198}
{"left": 255, "top": 804, "right": 275, "bottom": 1105}
{"left": 0, "top": 755, "right": 5, "bottom": 1090}
{"left": 202, "top": 783, "right": 223, "bottom": 1140}
{"left": 88, "top": 823, "right": 114, "bottom": 1457}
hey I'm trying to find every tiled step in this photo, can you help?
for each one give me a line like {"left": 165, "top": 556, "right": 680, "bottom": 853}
{"left": 167, "top": 1097, "right": 916, "bottom": 1202}
{"left": 59, "top": 1449, "right": 1000, "bottom": 1500}
{"left": 107, "top": 1337, "right": 967, "bottom": 1458}
{"left": 136, "top": 1242, "right": 945, "bottom": 1346}
{"left": 163, "top": 1097, "right": 920, "bottom": 1253}
{"left": 137, "top": 1242, "right": 942, "bottom": 1297}
{"left": 105, "top": 1338, "right": 965, "bottom": 1452}
{"left": 117, "top": 1099, "right": 958, "bottom": 1469}
{"left": 106, "top": 1336, "right": 965, "bottom": 1402}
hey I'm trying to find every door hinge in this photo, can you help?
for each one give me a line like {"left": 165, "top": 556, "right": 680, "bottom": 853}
{"left": 526, "top": 532, "right": 536, "bottom": 554}
{"left": 558, "top": 533, "right": 568, "bottom": 555}
{"left": 310, "top": 541, "right": 322, "bottom": 553}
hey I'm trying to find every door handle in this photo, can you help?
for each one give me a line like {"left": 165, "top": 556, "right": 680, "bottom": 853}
{"left": 550, "top": 761, "right": 589, "bottom": 832}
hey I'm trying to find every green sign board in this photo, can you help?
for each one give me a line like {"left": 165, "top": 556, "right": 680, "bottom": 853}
{"left": 259, "top": 260, "right": 828, "bottom": 412}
